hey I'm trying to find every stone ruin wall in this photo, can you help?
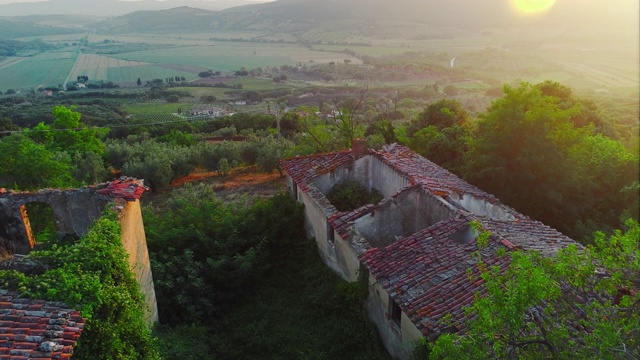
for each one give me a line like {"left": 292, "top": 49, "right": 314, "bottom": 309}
{"left": 0, "top": 185, "right": 158, "bottom": 326}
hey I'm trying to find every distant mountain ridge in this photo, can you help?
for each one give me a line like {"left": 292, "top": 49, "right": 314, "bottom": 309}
{"left": 0, "top": 0, "right": 254, "bottom": 16}
{"left": 89, "top": 0, "right": 637, "bottom": 36}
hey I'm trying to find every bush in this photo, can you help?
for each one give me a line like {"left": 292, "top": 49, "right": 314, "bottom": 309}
{"left": 143, "top": 185, "right": 305, "bottom": 325}
{"left": 0, "top": 213, "right": 159, "bottom": 360}
{"left": 327, "top": 181, "right": 383, "bottom": 211}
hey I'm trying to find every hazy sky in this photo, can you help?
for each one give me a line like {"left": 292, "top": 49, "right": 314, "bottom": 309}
{"left": 0, "top": 0, "right": 275, "bottom": 4}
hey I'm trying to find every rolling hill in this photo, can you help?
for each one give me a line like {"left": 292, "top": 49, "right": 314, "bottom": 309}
{"left": 88, "top": 0, "right": 637, "bottom": 39}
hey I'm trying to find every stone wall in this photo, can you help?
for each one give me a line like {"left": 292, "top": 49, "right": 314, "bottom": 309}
{"left": 118, "top": 200, "right": 159, "bottom": 325}
{"left": 312, "top": 155, "right": 410, "bottom": 199}
{"left": 0, "top": 189, "right": 108, "bottom": 254}
{"left": 0, "top": 185, "right": 158, "bottom": 326}
{"left": 354, "top": 188, "right": 457, "bottom": 248}
{"left": 365, "top": 274, "right": 421, "bottom": 360}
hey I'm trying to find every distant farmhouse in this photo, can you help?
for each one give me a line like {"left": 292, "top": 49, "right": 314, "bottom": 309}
{"left": 281, "top": 141, "right": 579, "bottom": 359}
{"left": 188, "top": 106, "right": 228, "bottom": 117}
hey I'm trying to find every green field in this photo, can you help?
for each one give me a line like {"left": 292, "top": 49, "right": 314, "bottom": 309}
{"left": 125, "top": 102, "right": 194, "bottom": 115}
{"left": 106, "top": 65, "right": 196, "bottom": 84}
{"left": 111, "top": 43, "right": 357, "bottom": 72}
{"left": 129, "top": 113, "right": 185, "bottom": 123}
{"left": 0, "top": 51, "right": 76, "bottom": 91}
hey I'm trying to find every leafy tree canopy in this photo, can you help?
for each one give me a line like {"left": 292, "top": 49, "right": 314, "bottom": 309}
{"left": 428, "top": 219, "right": 640, "bottom": 359}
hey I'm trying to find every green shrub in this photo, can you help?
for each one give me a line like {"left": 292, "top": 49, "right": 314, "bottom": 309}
{"left": 327, "top": 180, "right": 383, "bottom": 211}
{"left": 0, "top": 212, "right": 159, "bottom": 360}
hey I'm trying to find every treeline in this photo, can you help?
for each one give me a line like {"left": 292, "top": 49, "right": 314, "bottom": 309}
{"left": 403, "top": 81, "right": 638, "bottom": 241}
{"left": 0, "top": 38, "right": 55, "bottom": 56}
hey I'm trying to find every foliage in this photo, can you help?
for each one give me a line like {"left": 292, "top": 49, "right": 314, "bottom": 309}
{"left": 143, "top": 185, "right": 305, "bottom": 325}
{"left": 407, "top": 99, "right": 468, "bottom": 136}
{"left": 428, "top": 219, "right": 640, "bottom": 359}
{"left": 206, "top": 237, "right": 392, "bottom": 360}
{"left": 465, "top": 83, "right": 638, "bottom": 241}
{"left": 411, "top": 125, "right": 469, "bottom": 174}
{"left": 154, "top": 324, "right": 211, "bottom": 360}
{"left": 327, "top": 180, "right": 383, "bottom": 212}
{"left": 0, "top": 213, "right": 159, "bottom": 360}
{"left": 365, "top": 119, "right": 397, "bottom": 144}
{"left": 0, "top": 133, "right": 75, "bottom": 190}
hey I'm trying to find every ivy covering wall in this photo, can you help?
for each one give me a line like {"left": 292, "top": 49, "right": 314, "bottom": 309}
{"left": 0, "top": 212, "right": 159, "bottom": 360}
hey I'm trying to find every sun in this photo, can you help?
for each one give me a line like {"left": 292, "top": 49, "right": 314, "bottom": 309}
{"left": 511, "top": 0, "right": 557, "bottom": 14}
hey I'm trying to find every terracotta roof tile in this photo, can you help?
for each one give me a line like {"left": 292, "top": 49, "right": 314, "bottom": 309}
{"left": 96, "top": 176, "right": 148, "bottom": 201}
{"left": 0, "top": 291, "right": 84, "bottom": 359}
{"left": 361, "top": 217, "right": 511, "bottom": 339}
{"left": 371, "top": 144, "right": 498, "bottom": 202}
{"left": 481, "top": 217, "right": 582, "bottom": 256}
{"left": 280, "top": 150, "right": 366, "bottom": 192}
{"left": 283, "top": 143, "right": 581, "bottom": 339}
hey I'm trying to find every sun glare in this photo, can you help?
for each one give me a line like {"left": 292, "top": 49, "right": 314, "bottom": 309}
{"left": 512, "top": 0, "right": 557, "bottom": 14}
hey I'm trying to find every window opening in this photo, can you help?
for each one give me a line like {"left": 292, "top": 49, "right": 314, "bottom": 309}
{"left": 22, "top": 202, "right": 59, "bottom": 244}
{"left": 390, "top": 297, "right": 401, "bottom": 326}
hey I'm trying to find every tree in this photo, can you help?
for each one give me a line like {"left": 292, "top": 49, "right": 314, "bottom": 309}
{"left": 137, "top": 77, "right": 142, "bottom": 86}
{"left": 465, "top": 82, "right": 638, "bottom": 240}
{"left": 429, "top": 219, "right": 640, "bottom": 359}
{"left": 166, "top": 94, "right": 180, "bottom": 103}
{"left": 408, "top": 99, "right": 468, "bottom": 136}
{"left": 0, "top": 134, "right": 74, "bottom": 190}
{"left": 244, "top": 91, "right": 263, "bottom": 102}
{"left": 411, "top": 125, "right": 469, "bottom": 173}
{"left": 0, "top": 117, "right": 19, "bottom": 137}
{"left": 50, "top": 105, "right": 105, "bottom": 154}
{"left": 201, "top": 95, "right": 216, "bottom": 103}
{"left": 443, "top": 84, "right": 459, "bottom": 96}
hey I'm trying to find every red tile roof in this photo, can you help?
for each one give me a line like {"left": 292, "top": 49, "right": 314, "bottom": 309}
{"left": 281, "top": 144, "right": 500, "bottom": 202}
{"left": 280, "top": 150, "right": 364, "bottom": 192}
{"left": 0, "top": 290, "right": 84, "bottom": 359}
{"left": 283, "top": 143, "right": 581, "bottom": 339}
{"left": 96, "top": 177, "right": 148, "bottom": 201}
{"left": 481, "top": 217, "right": 581, "bottom": 256}
{"left": 372, "top": 144, "right": 499, "bottom": 202}
{"left": 360, "top": 217, "right": 512, "bottom": 339}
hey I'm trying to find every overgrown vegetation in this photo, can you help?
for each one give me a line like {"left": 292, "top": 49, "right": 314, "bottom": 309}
{"left": 0, "top": 212, "right": 159, "bottom": 360}
{"left": 327, "top": 180, "right": 384, "bottom": 212}
{"left": 146, "top": 185, "right": 390, "bottom": 358}
{"left": 427, "top": 219, "right": 640, "bottom": 359}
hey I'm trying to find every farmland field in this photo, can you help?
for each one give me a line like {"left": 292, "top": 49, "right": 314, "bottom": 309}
{"left": 66, "top": 53, "right": 199, "bottom": 85}
{"left": 0, "top": 57, "right": 29, "bottom": 70}
{"left": 125, "top": 101, "right": 194, "bottom": 115}
{"left": 69, "top": 54, "right": 150, "bottom": 81}
{"left": 110, "top": 43, "right": 360, "bottom": 72}
{"left": 0, "top": 51, "right": 77, "bottom": 91}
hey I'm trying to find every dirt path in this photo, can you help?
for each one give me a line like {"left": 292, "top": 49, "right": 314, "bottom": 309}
{"left": 170, "top": 166, "right": 286, "bottom": 202}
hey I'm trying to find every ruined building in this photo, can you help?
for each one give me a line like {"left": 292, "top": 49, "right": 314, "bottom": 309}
{"left": 281, "top": 141, "right": 579, "bottom": 359}
{"left": 0, "top": 178, "right": 158, "bottom": 357}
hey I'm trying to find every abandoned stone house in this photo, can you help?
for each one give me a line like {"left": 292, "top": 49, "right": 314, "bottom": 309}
{"left": 0, "top": 177, "right": 157, "bottom": 358}
{"left": 280, "top": 141, "right": 579, "bottom": 359}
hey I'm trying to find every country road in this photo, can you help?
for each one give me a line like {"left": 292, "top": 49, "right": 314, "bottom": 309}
{"left": 62, "top": 33, "right": 89, "bottom": 89}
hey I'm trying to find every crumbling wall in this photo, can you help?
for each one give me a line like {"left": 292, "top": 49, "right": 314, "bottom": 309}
{"left": 365, "top": 274, "right": 420, "bottom": 360}
{"left": 313, "top": 155, "right": 409, "bottom": 199}
{"left": 0, "top": 189, "right": 107, "bottom": 254}
{"left": 447, "top": 193, "right": 518, "bottom": 220}
{"left": 0, "top": 181, "right": 158, "bottom": 326}
{"left": 354, "top": 188, "right": 457, "bottom": 248}
{"left": 119, "top": 200, "right": 159, "bottom": 325}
